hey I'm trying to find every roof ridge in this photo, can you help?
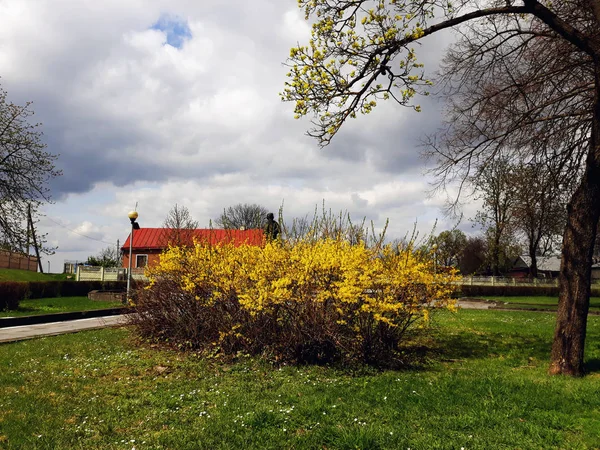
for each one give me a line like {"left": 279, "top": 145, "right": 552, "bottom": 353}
{"left": 121, "top": 227, "right": 265, "bottom": 250}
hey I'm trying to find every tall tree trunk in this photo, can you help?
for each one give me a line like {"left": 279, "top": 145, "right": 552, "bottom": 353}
{"left": 492, "top": 231, "right": 501, "bottom": 276}
{"left": 549, "top": 62, "right": 600, "bottom": 376}
{"left": 530, "top": 248, "right": 538, "bottom": 279}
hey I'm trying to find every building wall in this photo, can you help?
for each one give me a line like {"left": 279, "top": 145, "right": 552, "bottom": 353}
{"left": 122, "top": 250, "right": 162, "bottom": 269}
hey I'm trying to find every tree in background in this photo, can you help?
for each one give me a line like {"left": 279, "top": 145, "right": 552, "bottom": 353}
{"left": 484, "top": 226, "right": 522, "bottom": 275}
{"left": 511, "top": 162, "right": 568, "bottom": 278}
{"left": 215, "top": 203, "right": 269, "bottom": 229}
{"left": 283, "top": 0, "right": 600, "bottom": 375}
{"left": 87, "top": 246, "right": 120, "bottom": 268}
{"left": 434, "top": 229, "right": 467, "bottom": 268}
{"left": 472, "top": 158, "right": 518, "bottom": 276}
{"left": 459, "top": 236, "right": 488, "bottom": 275}
{"left": 162, "top": 204, "right": 198, "bottom": 247}
{"left": 0, "top": 84, "right": 60, "bottom": 254}
{"left": 468, "top": 159, "right": 566, "bottom": 277}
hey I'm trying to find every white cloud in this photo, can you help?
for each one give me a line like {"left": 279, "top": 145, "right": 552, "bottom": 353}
{"left": 1, "top": 0, "right": 466, "bottom": 271}
{"left": 280, "top": 9, "right": 311, "bottom": 42}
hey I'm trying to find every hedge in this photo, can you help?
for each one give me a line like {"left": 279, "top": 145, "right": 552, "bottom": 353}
{"left": 459, "top": 284, "right": 600, "bottom": 297}
{"left": 0, "top": 282, "right": 28, "bottom": 311}
{"left": 0, "top": 281, "right": 127, "bottom": 311}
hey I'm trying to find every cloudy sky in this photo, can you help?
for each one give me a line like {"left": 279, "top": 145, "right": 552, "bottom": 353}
{"left": 0, "top": 0, "right": 478, "bottom": 272}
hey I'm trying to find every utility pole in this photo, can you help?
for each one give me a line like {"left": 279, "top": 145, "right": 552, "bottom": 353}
{"left": 26, "top": 207, "right": 31, "bottom": 268}
{"left": 27, "top": 204, "right": 43, "bottom": 273}
{"left": 116, "top": 239, "right": 120, "bottom": 266}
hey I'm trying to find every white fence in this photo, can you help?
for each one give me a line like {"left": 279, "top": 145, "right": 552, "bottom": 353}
{"left": 461, "top": 276, "right": 600, "bottom": 286}
{"left": 74, "top": 269, "right": 593, "bottom": 286}
{"left": 460, "top": 276, "right": 559, "bottom": 286}
{"left": 76, "top": 266, "right": 146, "bottom": 282}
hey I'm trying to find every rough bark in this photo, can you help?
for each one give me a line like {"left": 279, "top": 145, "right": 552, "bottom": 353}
{"left": 550, "top": 62, "right": 600, "bottom": 376}
{"left": 530, "top": 250, "right": 538, "bottom": 279}
{"left": 492, "top": 233, "right": 501, "bottom": 276}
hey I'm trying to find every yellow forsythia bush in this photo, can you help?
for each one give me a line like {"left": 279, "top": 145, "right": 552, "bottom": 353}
{"left": 131, "top": 238, "right": 459, "bottom": 365}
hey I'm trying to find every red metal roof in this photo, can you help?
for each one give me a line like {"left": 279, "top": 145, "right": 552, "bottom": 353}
{"left": 121, "top": 228, "right": 265, "bottom": 250}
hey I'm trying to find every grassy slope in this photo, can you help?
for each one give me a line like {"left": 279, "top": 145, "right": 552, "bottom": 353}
{"left": 0, "top": 296, "right": 123, "bottom": 317}
{"left": 0, "top": 310, "right": 599, "bottom": 449}
{"left": 0, "top": 268, "right": 71, "bottom": 282}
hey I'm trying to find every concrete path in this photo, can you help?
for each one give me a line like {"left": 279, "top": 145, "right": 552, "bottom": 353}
{"left": 458, "top": 300, "right": 496, "bottom": 310}
{"left": 0, "top": 315, "right": 127, "bottom": 344}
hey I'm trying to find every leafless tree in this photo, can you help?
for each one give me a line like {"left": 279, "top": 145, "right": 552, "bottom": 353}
{"left": 427, "top": 3, "right": 596, "bottom": 375}
{"left": 214, "top": 203, "right": 269, "bottom": 229}
{"left": 161, "top": 204, "right": 199, "bottom": 247}
{"left": 284, "top": 0, "right": 600, "bottom": 375}
{"left": 472, "top": 158, "right": 519, "bottom": 275}
{"left": 0, "top": 84, "right": 60, "bottom": 253}
{"left": 510, "top": 162, "right": 568, "bottom": 277}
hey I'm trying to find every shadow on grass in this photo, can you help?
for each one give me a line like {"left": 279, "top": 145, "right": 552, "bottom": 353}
{"left": 0, "top": 307, "right": 38, "bottom": 316}
{"left": 12, "top": 307, "right": 38, "bottom": 313}
{"left": 585, "top": 358, "right": 600, "bottom": 374}
{"left": 404, "top": 328, "right": 552, "bottom": 368}
{"left": 320, "top": 327, "right": 553, "bottom": 374}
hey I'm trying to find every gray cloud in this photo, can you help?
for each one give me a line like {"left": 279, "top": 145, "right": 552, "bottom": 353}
{"left": 0, "top": 0, "right": 462, "bottom": 270}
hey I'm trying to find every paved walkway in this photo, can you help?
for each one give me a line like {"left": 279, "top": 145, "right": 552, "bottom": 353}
{"left": 0, "top": 315, "right": 127, "bottom": 344}
{"left": 458, "top": 300, "right": 496, "bottom": 310}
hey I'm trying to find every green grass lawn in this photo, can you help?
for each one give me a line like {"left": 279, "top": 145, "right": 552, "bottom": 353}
{"left": 480, "top": 296, "right": 600, "bottom": 311}
{"left": 0, "top": 296, "right": 123, "bottom": 317}
{"left": 1, "top": 309, "right": 599, "bottom": 449}
{"left": 0, "top": 268, "right": 72, "bottom": 282}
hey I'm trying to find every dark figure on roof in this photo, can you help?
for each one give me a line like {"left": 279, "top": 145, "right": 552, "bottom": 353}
{"left": 264, "top": 212, "right": 281, "bottom": 241}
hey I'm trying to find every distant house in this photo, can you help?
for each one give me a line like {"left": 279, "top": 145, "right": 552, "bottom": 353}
{"left": 511, "top": 255, "right": 562, "bottom": 278}
{"left": 121, "top": 228, "right": 265, "bottom": 269}
{"left": 512, "top": 255, "right": 600, "bottom": 282}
